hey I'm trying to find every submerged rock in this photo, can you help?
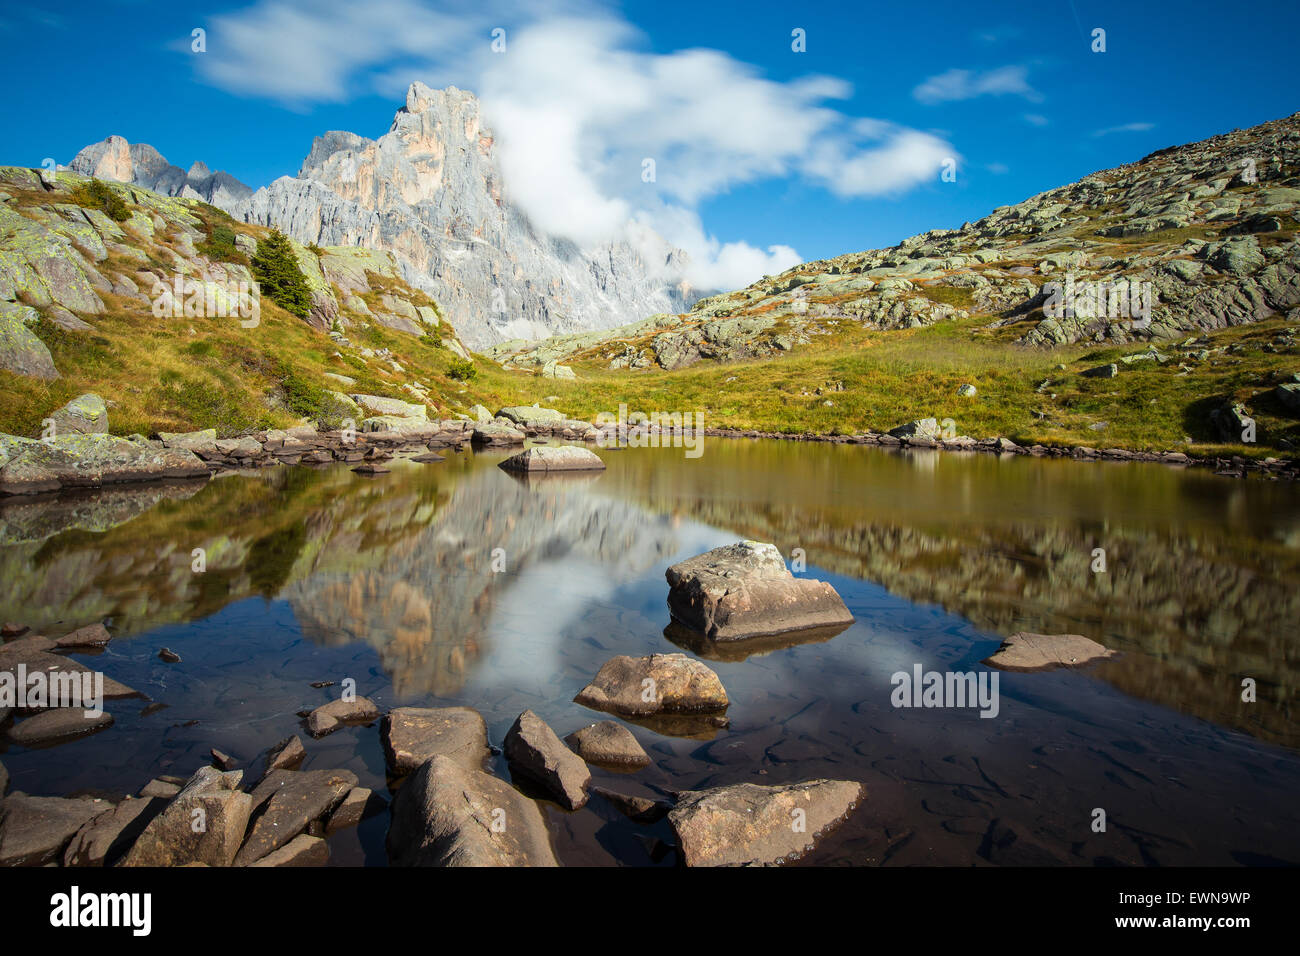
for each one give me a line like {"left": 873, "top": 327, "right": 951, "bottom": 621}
{"left": 381, "top": 706, "right": 489, "bottom": 775}
{"left": 498, "top": 445, "right": 605, "bottom": 473}
{"left": 574, "top": 653, "right": 728, "bottom": 717}
{"left": 7, "top": 708, "right": 114, "bottom": 748}
{"left": 668, "top": 779, "right": 863, "bottom": 867}
{"left": 564, "top": 721, "right": 651, "bottom": 770}
{"left": 503, "top": 709, "right": 591, "bottom": 810}
{"left": 665, "top": 541, "right": 854, "bottom": 640}
{"left": 387, "top": 754, "right": 558, "bottom": 867}
{"left": 54, "top": 622, "right": 111, "bottom": 648}
{"left": 981, "top": 631, "right": 1118, "bottom": 672}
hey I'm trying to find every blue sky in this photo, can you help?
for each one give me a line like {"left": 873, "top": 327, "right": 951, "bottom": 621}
{"left": 2, "top": 0, "right": 1297, "bottom": 286}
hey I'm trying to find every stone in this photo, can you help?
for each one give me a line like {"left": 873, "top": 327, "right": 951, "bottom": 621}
{"left": 120, "top": 766, "right": 252, "bottom": 867}
{"left": 249, "top": 833, "right": 329, "bottom": 867}
{"left": 504, "top": 710, "right": 591, "bottom": 810}
{"left": 410, "top": 452, "right": 446, "bottom": 463}
{"left": 0, "top": 761, "right": 7, "bottom": 796}
{"left": 350, "top": 394, "right": 427, "bottom": 420}
{"left": 467, "top": 404, "right": 493, "bottom": 423}
{"left": 564, "top": 721, "right": 651, "bottom": 770}
{"left": 1276, "top": 382, "right": 1300, "bottom": 415}
{"left": 326, "top": 787, "right": 373, "bottom": 834}
{"left": 54, "top": 622, "right": 111, "bottom": 648}
{"left": 956, "top": 384, "right": 977, "bottom": 397}
{"left": 665, "top": 541, "right": 854, "bottom": 640}
{"left": 1082, "top": 363, "right": 1119, "bottom": 378}
{"left": 0, "top": 643, "right": 141, "bottom": 700}
{"left": 591, "top": 786, "right": 672, "bottom": 823}
{"left": 1209, "top": 402, "right": 1253, "bottom": 442}
{"left": 668, "top": 779, "right": 863, "bottom": 867}
{"left": 541, "top": 361, "right": 576, "bottom": 380}
{"left": 306, "top": 696, "right": 380, "bottom": 737}
{"left": 351, "top": 462, "right": 390, "bottom": 475}
{"left": 46, "top": 393, "right": 109, "bottom": 435}
{"left": 574, "top": 653, "right": 729, "bottom": 717}
{"left": 0, "top": 793, "right": 113, "bottom": 866}
{"left": 0, "top": 434, "right": 208, "bottom": 496}
{"left": 0, "top": 301, "right": 58, "bottom": 380}
{"left": 381, "top": 706, "right": 489, "bottom": 775}
{"left": 888, "top": 418, "right": 940, "bottom": 440}
{"left": 496, "top": 405, "right": 567, "bottom": 426}
{"left": 158, "top": 647, "right": 181, "bottom": 663}
{"left": 387, "top": 754, "right": 558, "bottom": 867}
{"left": 1, "top": 623, "right": 27, "bottom": 637}
{"left": 210, "top": 749, "right": 237, "bottom": 771}
{"left": 982, "top": 631, "right": 1118, "bottom": 672}
{"left": 63, "top": 796, "right": 167, "bottom": 867}
{"left": 498, "top": 445, "right": 605, "bottom": 473}
{"left": 234, "top": 768, "right": 357, "bottom": 865}
{"left": 265, "top": 735, "right": 306, "bottom": 773}
{"left": 139, "top": 778, "right": 181, "bottom": 799}
{"left": 7, "top": 708, "right": 114, "bottom": 747}
{"left": 470, "top": 423, "right": 525, "bottom": 446}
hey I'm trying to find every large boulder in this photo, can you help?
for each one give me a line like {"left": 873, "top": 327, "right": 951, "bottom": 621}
{"left": 119, "top": 766, "right": 253, "bottom": 867}
{"left": 665, "top": 541, "right": 854, "bottom": 640}
{"left": 46, "top": 393, "right": 109, "bottom": 435}
{"left": 496, "top": 405, "right": 566, "bottom": 426}
{"left": 574, "top": 653, "right": 728, "bottom": 717}
{"left": 503, "top": 710, "right": 591, "bottom": 810}
{"left": 887, "top": 418, "right": 940, "bottom": 440}
{"left": 981, "top": 631, "right": 1118, "bottom": 672}
{"left": 498, "top": 445, "right": 605, "bottom": 473}
{"left": 471, "top": 423, "right": 525, "bottom": 447}
{"left": 668, "top": 779, "right": 863, "bottom": 867}
{"left": 381, "top": 706, "right": 489, "bottom": 775}
{"left": 0, "top": 434, "right": 208, "bottom": 496}
{"left": 387, "top": 755, "right": 558, "bottom": 867}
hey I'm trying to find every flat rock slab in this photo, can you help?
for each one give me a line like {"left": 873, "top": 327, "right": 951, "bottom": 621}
{"left": 306, "top": 696, "right": 380, "bottom": 737}
{"left": 666, "top": 541, "right": 854, "bottom": 641}
{"left": 235, "top": 768, "right": 358, "bottom": 865}
{"left": 981, "top": 631, "right": 1118, "bottom": 672}
{"left": 668, "top": 779, "right": 864, "bottom": 867}
{"left": 326, "top": 787, "right": 374, "bottom": 834}
{"left": 387, "top": 754, "right": 558, "bottom": 867}
{"left": 249, "top": 833, "right": 329, "bottom": 867}
{"left": 7, "top": 708, "right": 114, "bottom": 748}
{"left": 120, "top": 766, "right": 251, "bottom": 867}
{"left": 575, "top": 653, "right": 728, "bottom": 718}
{"left": 409, "top": 452, "right": 446, "bottom": 463}
{"left": 264, "top": 735, "right": 306, "bottom": 773}
{"left": 504, "top": 710, "right": 591, "bottom": 810}
{"left": 0, "top": 793, "right": 114, "bottom": 866}
{"left": 592, "top": 786, "right": 672, "bottom": 823}
{"left": 498, "top": 445, "right": 605, "bottom": 473}
{"left": 63, "top": 795, "right": 167, "bottom": 867}
{"left": 0, "top": 645, "right": 141, "bottom": 700}
{"left": 564, "top": 721, "right": 651, "bottom": 770}
{"left": 470, "top": 423, "right": 525, "bottom": 446}
{"left": 381, "top": 706, "right": 488, "bottom": 776}
{"left": 55, "top": 623, "right": 112, "bottom": 648}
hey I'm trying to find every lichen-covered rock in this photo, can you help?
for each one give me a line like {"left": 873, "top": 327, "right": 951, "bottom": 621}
{"left": 0, "top": 301, "right": 58, "bottom": 380}
{"left": 46, "top": 393, "right": 108, "bottom": 435}
{"left": 496, "top": 405, "right": 566, "bottom": 426}
{"left": 498, "top": 445, "right": 605, "bottom": 473}
{"left": 0, "top": 434, "right": 209, "bottom": 495}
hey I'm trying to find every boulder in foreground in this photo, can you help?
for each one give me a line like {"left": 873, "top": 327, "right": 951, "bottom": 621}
{"left": 498, "top": 445, "right": 605, "bottom": 473}
{"left": 668, "top": 779, "right": 863, "bottom": 867}
{"left": 666, "top": 540, "right": 854, "bottom": 641}
{"left": 574, "top": 653, "right": 728, "bottom": 717}
{"left": 564, "top": 721, "right": 651, "bottom": 770}
{"left": 381, "top": 706, "right": 489, "bottom": 775}
{"left": 981, "top": 631, "right": 1118, "bottom": 672}
{"left": 503, "top": 710, "right": 591, "bottom": 810}
{"left": 387, "top": 754, "right": 558, "bottom": 867}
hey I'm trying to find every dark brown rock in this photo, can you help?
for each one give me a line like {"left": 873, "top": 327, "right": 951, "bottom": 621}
{"left": 504, "top": 710, "right": 591, "bottom": 810}
{"left": 234, "top": 768, "right": 357, "bottom": 865}
{"left": 381, "top": 706, "right": 488, "bottom": 775}
{"left": 564, "top": 720, "right": 651, "bottom": 770}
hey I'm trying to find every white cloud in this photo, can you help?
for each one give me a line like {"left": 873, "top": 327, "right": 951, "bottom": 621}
{"left": 1092, "top": 122, "right": 1155, "bottom": 137}
{"left": 913, "top": 66, "right": 1042, "bottom": 104}
{"left": 1023, "top": 113, "right": 1050, "bottom": 126}
{"left": 196, "top": 0, "right": 957, "bottom": 289}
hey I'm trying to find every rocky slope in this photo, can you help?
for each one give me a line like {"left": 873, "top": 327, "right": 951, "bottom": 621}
{"left": 490, "top": 111, "right": 1300, "bottom": 371}
{"left": 72, "top": 83, "right": 696, "bottom": 349}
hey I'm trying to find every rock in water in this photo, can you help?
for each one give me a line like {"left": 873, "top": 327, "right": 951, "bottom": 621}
{"left": 665, "top": 540, "right": 854, "bottom": 640}
{"left": 0, "top": 793, "right": 113, "bottom": 866}
{"left": 306, "top": 695, "right": 380, "bottom": 737}
{"left": 668, "top": 779, "right": 863, "bottom": 867}
{"left": 264, "top": 735, "right": 306, "bottom": 773}
{"left": 54, "top": 622, "right": 112, "bottom": 648}
{"left": 63, "top": 796, "right": 167, "bottom": 867}
{"left": 564, "top": 721, "right": 651, "bottom": 769}
{"left": 503, "top": 710, "right": 591, "bottom": 810}
{"left": 7, "top": 709, "right": 114, "bottom": 748}
{"left": 381, "top": 706, "right": 489, "bottom": 775}
{"left": 387, "top": 755, "right": 558, "bottom": 867}
{"left": 249, "top": 833, "right": 329, "bottom": 867}
{"left": 982, "top": 631, "right": 1118, "bottom": 672}
{"left": 574, "top": 653, "right": 728, "bottom": 717}
{"left": 498, "top": 445, "right": 605, "bottom": 473}
{"left": 120, "top": 766, "right": 252, "bottom": 867}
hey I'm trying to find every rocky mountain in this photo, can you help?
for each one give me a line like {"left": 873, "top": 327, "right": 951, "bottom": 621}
{"left": 490, "top": 111, "right": 1300, "bottom": 371}
{"left": 71, "top": 83, "right": 696, "bottom": 349}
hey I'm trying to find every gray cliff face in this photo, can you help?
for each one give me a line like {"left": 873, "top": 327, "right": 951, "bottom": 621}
{"left": 70, "top": 84, "right": 695, "bottom": 349}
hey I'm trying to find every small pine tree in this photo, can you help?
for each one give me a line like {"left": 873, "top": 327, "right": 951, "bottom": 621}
{"left": 251, "top": 231, "right": 312, "bottom": 319}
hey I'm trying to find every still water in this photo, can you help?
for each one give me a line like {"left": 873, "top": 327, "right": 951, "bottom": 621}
{"left": 2, "top": 439, "right": 1298, "bottom": 866}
